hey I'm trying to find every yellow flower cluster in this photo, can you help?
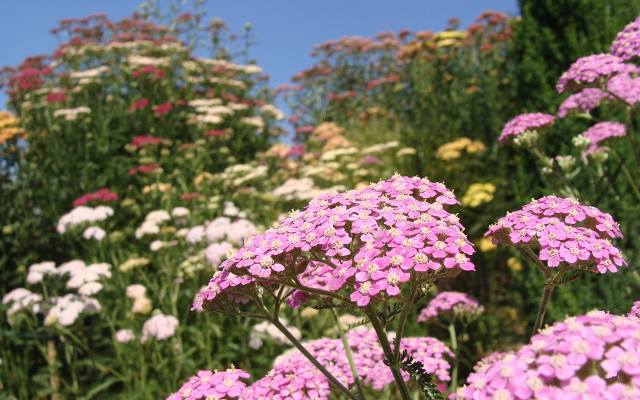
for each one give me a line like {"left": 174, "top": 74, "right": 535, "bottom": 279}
{"left": 507, "top": 257, "right": 523, "bottom": 272}
{"left": 476, "top": 237, "right": 497, "bottom": 252}
{"left": 432, "top": 31, "right": 468, "bottom": 48}
{"left": 436, "top": 137, "right": 486, "bottom": 160}
{"left": 143, "top": 182, "right": 174, "bottom": 194}
{"left": 119, "top": 257, "right": 150, "bottom": 272}
{"left": 0, "top": 111, "right": 26, "bottom": 145}
{"left": 461, "top": 183, "right": 496, "bottom": 208}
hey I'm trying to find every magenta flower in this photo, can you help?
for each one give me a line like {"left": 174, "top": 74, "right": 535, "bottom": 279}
{"left": 630, "top": 301, "right": 640, "bottom": 319}
{"left": 557, "top": 88, "right": 609, "bottom": 117}
{"left": 193, "top": 175, "right": 476, "bottom": 311}
{"left": 580, "top": 122, "right": 626, "bottom": 157}
{"left": 610, "top": 16, "right": 640, "bottom": 61}
{"left": 456, "top": 312, "right": 640, "bottom": 400}
{"left": 607, "top": 72, "right": 640, "bottom": 106}
{"left": 417, "top": 291, "right": 482, "bottom": 322}
{"left": 556, "top": 54, "right": 639, "bottom": 93}
{"left": 486, "top": 196, "right": 625, "bottom": 273}
{"left": 167, "top": 367, "right": 250, "bottom": 400}
{"left": 499, "top": 113, "right": 556, "bottom": 143}
{"left": 242, "top": 327, "right": 452, "bottom": 398}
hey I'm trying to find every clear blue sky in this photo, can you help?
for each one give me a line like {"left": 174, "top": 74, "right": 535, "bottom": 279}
{"left": 0, "top": 0, "right": 517, "bottom": 107}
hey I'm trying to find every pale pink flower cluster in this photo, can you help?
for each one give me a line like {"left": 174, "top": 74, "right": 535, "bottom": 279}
{"left": 629, "top": 301, "right": 640, "bottom": 319}
{"left": 167, "top": 368, "right": 250, "bottom": 400}
{"left": 485, "top": 196, "right": 625, "bottom": 273}
{"left": 499, "top": 113, "right": 556, "bottom": 143}
{"left": 456, "top": 311, "right": 640, "bottom": 400}
{"left": 3, "top": 288, "right": 43, "bottom": 315}
{"left": 249, "top": 319, "right": 301, "bottom": 350}
{"left": 246, "top": 327, "right": 452, "bottom": 398}
{"left": 25, "top": 260, "right": 110, "bottom": 296}
{"left": 557, "top": 88, "right": 609, "bottom": 117}
{"left": 141, "top": 313, "right": 179, "bottom": 342}
{"left": 115, "top": 329, "right": 136, "bottom": 343}
{"left": 417, "top": 291, "right": 482, "bottom": 322}
{"left": 580, "top": 122, "right": 627, "bottom": 156}
{"left": 186, "top": 216, "right": 257, "bottom": 245}
{"left": 26, "top": 261, "right": 57, "bottom": 284}
{"left": 44, "top": 294, "right": 101, "bottom": 326}
{"left": 610, "top": 16, "right": 640, "bottom": 61}
{"left": 193, "top": 175, "right": 476, "bottom": 311}
{"left": 556, "top": 54, "right": 639, "bottom": 93}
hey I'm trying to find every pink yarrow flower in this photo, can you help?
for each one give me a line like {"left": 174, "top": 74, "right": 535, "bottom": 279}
{"left": 418, "top": 291, "right": 482, "bottom": 322}
{"left": 167, "top": 367, "right": 250, "bottom": 400}
{"left": 193, "top": 175, "right": 476, "bottom": 311}
{"left": 456, "top": 312, "right": 640, "bottom": 400}
{"left": 499, "top": 113, "right": 555, "bottom": 143}
{"left": 580, "top": 122, "right": 626, "bottom": 157}
{"left": 485, "top": 196, "right": 625, "bottom": 274}
{"left": 610, "top": 16, "right": 640, "bottom": 61}
{"left": 556, "top": 54, "right": 639, "bottom": 93}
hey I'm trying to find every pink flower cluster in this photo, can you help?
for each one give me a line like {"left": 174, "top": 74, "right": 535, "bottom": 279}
{"left": 455, "top": 311, "right": 640, "bottom": 400}
{"left": 72, "top": 188, "right": 119, "bottom": 207}
{"left": 580, "top": 122, "right": 627, "bottom": 156}
{"left": 245, "top": 328, "right": 452, "bottom": 399}
{"left": 610, "top": 16, "right": 640, "bottom": 61}
{"left": 193, "top": 175, "right": 476, "bottom": 311}
{"left": 629, "top": 301, "right": 640, "bottom": 319}
{"left": 485, "top": 196, "right": 625, "bottom": 273}
{"left": 557, "top": 88, "right": 609, "bottom": 117}
{"left": 499, "top": 113, "right": 555, "bottom": 143}
{"left": 556, "top": 54, "right": 638, "bottom": 93}
{"left": 417, "top": 291, "right": 482, "bottom": 322}
{"left": 167, "top": 368, "right": 250, "bottom": 400}
{"left": 128, "top": 163, "right": 160, "bottom": 175}
{"left": 607, "top": 72, "right": 640, "bottom": 106}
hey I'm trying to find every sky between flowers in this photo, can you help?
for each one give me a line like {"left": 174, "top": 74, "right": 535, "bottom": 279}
{"left": 0, "top": 0, "right": 517, "bottom": 107}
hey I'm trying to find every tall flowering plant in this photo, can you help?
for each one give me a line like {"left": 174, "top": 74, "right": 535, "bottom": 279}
{"left": 486, "top": 195, "right": 626, "bottom": 335}
{"left": 193, "top": 175, "right": 476, "bottom": 399}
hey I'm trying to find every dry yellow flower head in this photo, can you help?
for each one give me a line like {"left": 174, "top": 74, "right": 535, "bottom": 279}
{"left": 461, "top": 183, "right": 496, "bottom": 208}
{"left": 436, "top": 137, "right": 486, "bottom": 160}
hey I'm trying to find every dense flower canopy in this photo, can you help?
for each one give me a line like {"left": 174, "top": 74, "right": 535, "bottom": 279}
{"left": 456, "top": 311, "right": 640, "bottom": 400}
{"left": 170, "top": 328, "right": 452, "bottom": 400}
{"left": 485, "top": 196, "right": 625, "bottom": 273}
{"left": 499, "top": 113, "right": 556, "bottom": 143}
{"left": 193, "top": 175, "right": 476, "bottom": 311}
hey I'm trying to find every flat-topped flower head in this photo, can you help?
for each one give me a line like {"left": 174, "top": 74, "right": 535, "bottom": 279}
{"left": 243, "top": 327, "right": 452, "bottom": 397}
{"left": 418, "top": 291, "right": 482, "bottom": 322}
{"left": 193, "top": 175, "right": 475, "bottom": 311}
{"left": 557, "top": 88, "right": 609, "bottom": 117}
{"left": 611, "top": 16, "right": 640, "bottom": 61}
{"left": 485, "top": 196, "right": 625, "bottom": 274}
{"left": 499, "top": 113, "right": 555, "bottom": 143}
{"left": 456, "top": 312, "right": 640, "bottom": 399}
{"left": 580, "top": 122, "right": 626, "bottom": 157}
{"left": 608, "top": 72, "right": 640, "bottom": 106}
{"left": 167, "top": 367, "right": 250, "bottom": 400}
{"left": 556, "top": 54, "right": 639, "bottom": 93}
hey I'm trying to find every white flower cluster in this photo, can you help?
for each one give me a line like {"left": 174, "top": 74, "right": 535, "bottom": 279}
{"left": 3, "top": 288, "right": 42, "bottom": 315}
{"left": 57, "top": 205, "right": 113, "bottom": 234}
{"left": 216, "top": 164, "right": 268, "bottom": 187}
{"left": 126, "top": 284, "right": 152, "bottom": 315}
{"left": 135, "top": 210, "right": 171, "bottom": 238}
{"left": 272, "top": 177, "right": 335, "bottom": 201}
{"left": 53, "top": 106, "right": 91, "bottom": 121}
{"left": 141, "top": 313, "right": 179, "bottom": 342}
{"left": 186, "top": 216, "right": 257, "bottom": 246}
{"left": 44, "top": 294, "right": 101, "bottom": 326}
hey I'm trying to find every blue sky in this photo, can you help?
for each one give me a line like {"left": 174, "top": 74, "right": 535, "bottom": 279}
{"left": 0, "top": 0, "right": 517, "bottom": 107}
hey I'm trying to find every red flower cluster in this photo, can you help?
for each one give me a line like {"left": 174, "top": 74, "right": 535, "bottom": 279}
{"left": 72, "top": 188, "right": 119, "bottom": 207}
{"left": 129, "top": 98, "right": 150, "bottom": 112}
{"left": 132, "top": 65, "right": 166, "bottom": 80}
{"left": 128, "top": 163, "right": 160, "bottom": 175}
{"left": 153, "top": 102, "right": 173, "bottom": 117}
{"left": 130, "top": 135, "right": 165, "bottom": 149}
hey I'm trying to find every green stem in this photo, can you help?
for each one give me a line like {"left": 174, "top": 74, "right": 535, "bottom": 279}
{"left": 269, "top": 317, "right": 358, "bottom": 400}
{"left": 447, "top": 323, "right": 459, "bottom": 392}
{"left": 392, "top": 284, "right": 419, "bottom": 364}
{"left": 331, "top": 309, "right": 366, "bottom": 400}
{"left": 531, "top": 285, "right": 554, "bottom": 337}
{"left": 365, "top": 306, "right": 412, "bottom": 400}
